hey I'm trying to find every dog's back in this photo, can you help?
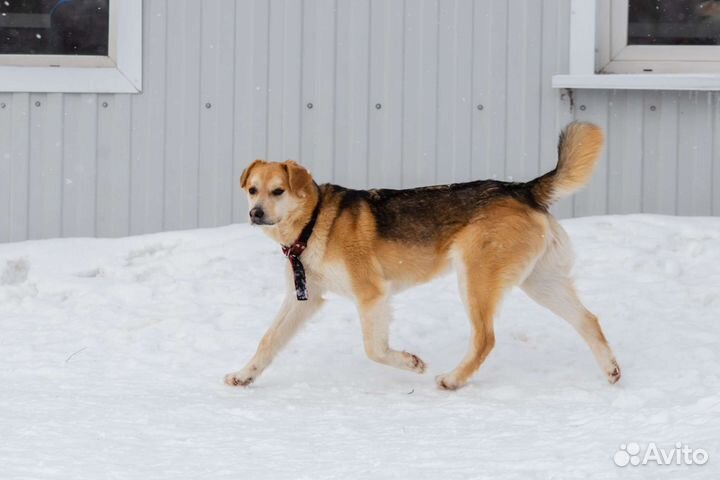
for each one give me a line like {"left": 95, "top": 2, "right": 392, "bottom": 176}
{"left": 321, "top": 122, "right": 604, "bottom": 247}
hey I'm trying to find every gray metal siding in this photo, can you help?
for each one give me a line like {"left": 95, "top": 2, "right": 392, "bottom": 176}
{"left": 1, "top": 0, "right": 719, "bottom": 242}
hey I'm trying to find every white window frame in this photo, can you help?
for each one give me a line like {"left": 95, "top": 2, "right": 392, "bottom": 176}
{"left": 600, "top": 0, "right": 720, "bottom": 74}
{"left": 0, "top": 0, "right": 142, "bottom": 93}
{"left": 553, "top": 0, "right": 720, "bottom": 90}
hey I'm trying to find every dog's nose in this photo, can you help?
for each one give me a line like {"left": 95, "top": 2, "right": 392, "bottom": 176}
{"left": 249, "top": 207, "right": 265, "bottom": 222}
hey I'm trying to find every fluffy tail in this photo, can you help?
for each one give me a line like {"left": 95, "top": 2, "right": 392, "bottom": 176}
{"left": 529, "top": 122, "right": 604, "bottom": 207}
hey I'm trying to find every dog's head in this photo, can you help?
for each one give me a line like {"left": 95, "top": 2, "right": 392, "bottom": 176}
{"left": 240, "top": 160, "right": 315, "bottom": 227}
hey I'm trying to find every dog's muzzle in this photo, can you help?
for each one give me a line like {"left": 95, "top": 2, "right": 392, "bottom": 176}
{"left": 249, "top": 207, "right": 274, "bottom": 225}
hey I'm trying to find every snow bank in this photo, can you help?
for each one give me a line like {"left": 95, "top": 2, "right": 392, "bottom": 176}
{"left": 0, "top": 215, "right": 718, "bottom": 479}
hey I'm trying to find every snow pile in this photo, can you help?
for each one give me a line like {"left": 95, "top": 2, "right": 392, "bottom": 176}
{"left": 0, "top": 215, "right": 719, "bottom": 479}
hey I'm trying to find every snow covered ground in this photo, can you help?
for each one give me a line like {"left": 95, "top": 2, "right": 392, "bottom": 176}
{"left": 1, "top": 215, "right": 719, "bottom": 479}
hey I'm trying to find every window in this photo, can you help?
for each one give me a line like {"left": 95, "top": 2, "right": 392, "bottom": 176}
{"left": 628, "top": 0, "right": 720, "bottom": 46}
{"left": 0, "top": 0, "right": 141, "bottom": 93}
{"left": 599, "top": 0, "right": 720, "bottom": 74}
{"left": 0, "top": 0, "right": 109, "bottom": 57}
{"left": 553, "top": 0, "right": 720, "bottom": 90}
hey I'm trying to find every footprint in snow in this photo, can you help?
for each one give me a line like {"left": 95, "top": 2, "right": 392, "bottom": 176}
{"left": 0, "top": 258, "right": 29, "bottom": 285}
{"left": 76, "top": 267, "right": 104, "bottom": 278}
{"left": 125, "top": 243, "right": 177, "bottom": 265}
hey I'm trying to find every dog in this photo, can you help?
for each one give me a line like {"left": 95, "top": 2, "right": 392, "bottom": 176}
{"left": 225, "top": 122, "right": 621, "bottom": 390}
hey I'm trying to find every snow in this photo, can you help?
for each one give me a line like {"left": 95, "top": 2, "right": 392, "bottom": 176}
{"left": 1, "top": 215, "right": 719, "bottom": 479}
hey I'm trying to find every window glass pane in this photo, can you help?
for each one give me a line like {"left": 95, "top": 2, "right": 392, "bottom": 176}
{"left": 628, "top": 0, "right": 720, "bottom": 45}
{"left": 0, "top": 0, "right": 109, "bottom": 55}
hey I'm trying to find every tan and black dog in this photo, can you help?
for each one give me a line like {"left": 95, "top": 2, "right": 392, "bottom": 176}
{"left": 225, "top": 122, "right": 621, "bottom": 390}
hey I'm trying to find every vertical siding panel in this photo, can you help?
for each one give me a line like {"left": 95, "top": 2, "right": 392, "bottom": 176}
{"left": 283, "top": 0, "right": 303, "bottom": 162}
{"left": 475, "top": 0, "right": 507, "bottom": 183}
{"left": 641, "top": 91, "right": 660, "bottom": 213}
{"left": 199, "top": 0, "right": 235, "bottom": 228}
{"left": 0, "top": 95, "right": 10, "bottom": 241}
{"left": 334, "top": 0, "right": 370, "bottom": 188}
{"left": 470, "top": 0, "right": 492, "bottom": 180}
{"left": 299, "top": 0, "right": 336, "bottom": 182}
{"left": 28, "top": 93, "right": 63, "bottom": 239}
{"left": 232, "top": 0, "right": 267, "bottom": 222}
{"left": 267, "top": 0, "right": 286, "bottom": 160}
{"left": 434, "top": 0, "right": 453, "bottom": 184}
{"left": 436, "top": 0, "right": 473, "bottom": 184}
{"left": 96, "top": 96, "right": 132, "bottom": 237}
{"left": 368, "top": 0, "right": 403, "bottom": 188}
{"left": 677, "top": 92, "right": 713, "bottom": 215}
{"left": 299, "top": 0, "right": 317, "bottom": 171}
{"left": 401, "top": 0, "right": 438, "bottom": 188}
{"left": 251, "top": 0, "right": 270, "bottom": 163}
{"left": 505, "top": 0, "right": 542, "bottom": 183}
{"left": 607, "top": 91, "right": 643, "bottom": 213}
{"left": 266, "top": 0, "right": 302, "bottom": 162}
{"left": 5, "top": 94, "right": 30, "bottom": 241}
{"left": 130, "top": 0, "right": 168, "bottom": 235}
{"left": 0, "top": 94, "right": 19, "bottom": 242}
{"left": 542, "top": 0, "right": 574, "bottom": 218}
{"left": 642, "top": 91, "right": 678, "bottom": 214}
{"left": 473, "top": 0, "right": 513, "bottom": 182}
{"left": 62, "top": 94, "right": 97, "bottom": 237}
{"left": 164, "top": 0, "right": 202, "bottom": 231}
{"left": 714, "top": 93, "right": 720, "bottom": 215}
{"left": 573, "top": 90, "right": 609, "bottom": 216}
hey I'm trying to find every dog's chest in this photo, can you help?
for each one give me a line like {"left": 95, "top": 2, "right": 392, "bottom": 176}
{"left": 297, "top": 247, "right": 353, "bottom": 297}
{"left": 314, "top": 262, "right": 354, "bottom": 297}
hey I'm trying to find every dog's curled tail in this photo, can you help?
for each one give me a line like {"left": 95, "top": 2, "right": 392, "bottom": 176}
{"left": 529, "top": 122, "right": 604, "bottom": 207}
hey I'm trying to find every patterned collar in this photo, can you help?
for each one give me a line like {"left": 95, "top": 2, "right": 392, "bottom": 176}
{"left": 281, "top": 187, "right": 321, "bottom": 301}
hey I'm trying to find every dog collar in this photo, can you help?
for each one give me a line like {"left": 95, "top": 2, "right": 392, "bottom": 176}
{"left": 281, "top": 190, "right": 321, "bottom": 301}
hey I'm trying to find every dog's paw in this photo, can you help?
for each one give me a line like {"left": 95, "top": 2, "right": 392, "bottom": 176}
{"left": 607, "top": 360, "right": 621, "bottom": 384}
{"left": 402, "top": 352, "right": 426, "bottom": 374}
{"left": 435, "top": 374, "right": 462, "bottom": 391}
{"left": 224, "top": 372, "right": 255, "bottom": 387}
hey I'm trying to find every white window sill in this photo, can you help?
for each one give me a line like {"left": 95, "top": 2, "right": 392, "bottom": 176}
{"left": 552, "top": 74, "right": 720, "bottom": 91}
{"left": 0, "top": 66, "right": 141, "bottom": 93}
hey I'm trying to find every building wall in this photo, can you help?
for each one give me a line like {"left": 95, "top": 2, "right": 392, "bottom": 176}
{"left": 1, "top": 0, "right": 718, "bottom": 242}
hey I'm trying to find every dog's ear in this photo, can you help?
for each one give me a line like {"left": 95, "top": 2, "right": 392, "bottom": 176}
{"left": 240, "top": 159, "right": 264, "bottom": 189}
{"left": 284, "top": 160, "right": 313, "bottom": 196}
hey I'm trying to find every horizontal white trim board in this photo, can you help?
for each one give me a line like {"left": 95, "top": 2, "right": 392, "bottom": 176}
{"left": 0, "top": 54, "right": 115, "bottom": 68}
{"left": 0, "top": 66, "right": 140, "bottom": 93}
{"left": 552, "top": 74, "right": 720, "bottom": 91}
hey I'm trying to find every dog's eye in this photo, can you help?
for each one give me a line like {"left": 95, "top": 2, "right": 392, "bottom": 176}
{"left": 271, "top": 188, "right": 284, "bottom": 196}
{"left": 248, "top": 187, "right": 257, "bottom": 195}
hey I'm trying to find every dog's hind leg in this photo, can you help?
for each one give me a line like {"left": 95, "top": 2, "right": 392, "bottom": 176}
{"left": 520, "top": 220, "right": 621, "bottom": 384}
{"left": 435, "top": 262, "right": 503, "bottom": 391}
{"left": 224, "top": 291, "right": 324, "bottom": 387}
{"left": 437, "top": 206, "right": 547, "bottom": 390}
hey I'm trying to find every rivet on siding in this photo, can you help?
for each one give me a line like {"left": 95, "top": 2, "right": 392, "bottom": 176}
{"left": 102, "top": 102, "right": 109, "bottom": 108}
{"left": 579, "top": 105, "right": 587, "bottom": 111}
{"left": 306, "top": 102, "right": 313, "bottom": 109}
{"left": 35, "top": 101, "right": 41, "bottom": 107}
{"left": 375, "top": 103, "right": 382, "bottom": 110}
{"left": 205, "top": 102, "right": 212, "bottom": 109}
{"left": 650, "top": 105, "right": 657, "bottom": 111}
{"left": 476, "top": 104, "right": 484, "bottom": 110}
{"left": 0, "top": 103, "right": 5, "bottom": 109}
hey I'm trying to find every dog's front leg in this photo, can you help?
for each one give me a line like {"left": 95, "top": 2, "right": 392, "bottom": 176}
{"left": 357, "top": 295, "right": 426, "bottom": 374}
{"left": 224, "top": 292, "right": 324, "bottom": 387}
